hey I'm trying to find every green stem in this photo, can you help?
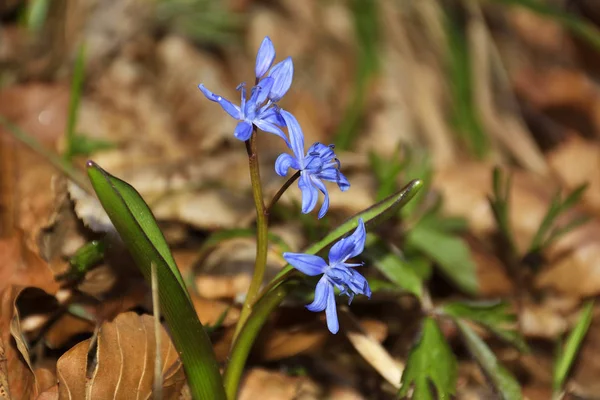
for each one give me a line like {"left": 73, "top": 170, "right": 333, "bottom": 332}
{"left": 224, "top": 282, "right": 292, "bottom": 400}
{"left": 0, "top": 114, "right": 92, "bottom": 193}
{"left": 266, "top": 171, "right": 300, "bottom": 213}
{"left": 233, "top": 130, "right": 269, "bottom": 342}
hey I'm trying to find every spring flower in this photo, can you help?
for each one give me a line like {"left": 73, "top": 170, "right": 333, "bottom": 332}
{"left": 283, "top": 219, "right": 370, "bottom": 334}
{"left": 275, "top": 110, "right": 350, "bottom": 218}
{"left": 198, "top": 36, "right": 293, "bottom": 142}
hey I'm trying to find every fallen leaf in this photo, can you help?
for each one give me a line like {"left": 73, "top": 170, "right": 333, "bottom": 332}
{"left": 256, "top": 325, "right": 328, "bottom": 361}
{"left": 0, "top": 286, "right": 56, "bottom": 399}
{"left": 0, "top": 232, "right": 59, "bottom": 295}
{"left": 339, "top": 308, "right": 403, "bottom": 389}
{"left": 238, "top": 368, "right": 321, "bottom": 400}
{"left": 57, "top": 312, "right": 185, "bottom": 399}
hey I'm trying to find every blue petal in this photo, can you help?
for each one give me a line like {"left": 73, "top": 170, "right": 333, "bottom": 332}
{"left": 268, "top": 57, "right": 294, "bottom": 102}
{"left": 325, "top": 284, "right": 339, "bottom": 334}
{"left": 280, "top": 110, "right": 305, "bottom": 162}
{"left": 317, "top": 169, "right": 350, "bottom": 192}
{"left": 283, "top": 252, "right": 328, "bottom": 276}
{"left": 328, "top": 219, "right": 366, "bottom": 265}
{"left": 254, "top": 118, "right": 290, "bottom": 147}
{"left": 198, "top": 84, "right": 241, "bottom": 119}
{"left": 274, "top": 153, "right": 299, "bottom": 176}
{"left": 254, "top": 77, "right": 274, "bottom": 106}
{"left": 260, "top": 107, "right": 286, "bottom": 127}
{"left": 255, "top": 36, "right": 276, "bottom": 79}
{"left": 347, "top": 269, "right": 371, "bottom": 298}
{"left": 299, "top": 172, "right": 318, "bottom": 214}
{"left": 234, "top": 121, "right": 253, "bottom": 141}
{"left": 306, "top": 277, "right": 331, "bottom": 312}
{"left": 310, "top": 176, "right": 330, "bottom": 219}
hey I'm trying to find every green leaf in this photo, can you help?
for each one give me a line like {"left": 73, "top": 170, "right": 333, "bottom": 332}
{"left": 553, "top": 300, "right": 594, "bottom": 395}
{"left": 273, "top": 179, "right": 424, "bottom": 282}
{"left": 334, "top": 0, "right": 379, "bottom": 150}
{"left": 398, "top": 317, "right": 457, "bottom": 399}
{"left": 69, "top": 134, "right": 116, "bottom": 157}
{"left": 60, "top": 239, "right": 106, "bottom": 280}
{"left": 369, "top": 148, "right": 405, "bottom": 201}
{"left": 489, "top": 167, "right": 518, "bottom": 257}
{"left": 529, "top": 184, "right": 588, "bottom": 253}
{"left": 86, "top": 161, "right": 225, "bottom": 400}
{"left": 442, "top": 301, "right": 528, "bottom": 352}
{"left": 455, "top": 320, "right": 522, "bottom": 400}
{"left": 24, "top": 0, "right": 50, "bottom": 33}
{"left": 445, "top": 6, "right": 488, "bottom": 158}
{"left": 406, "top": 220, "right": 478, "bottom": 294}
{"left": 365, "top": 234, "right": 423, "bottom": 298}
{"left": 64, "top": 44, "right": 86, "bottom": 161}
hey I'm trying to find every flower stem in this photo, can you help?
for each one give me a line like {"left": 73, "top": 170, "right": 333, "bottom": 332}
{"left": 233, "top": 129, "right": 269, "bottom": 342}
{"left": 266, "top": 170, "right": 300, "bottom": 213}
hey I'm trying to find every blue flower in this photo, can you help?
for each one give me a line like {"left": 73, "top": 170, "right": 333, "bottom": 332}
{"left": 283, "top": 219, "right": 370, "bottom": 334}
{"left": 275, "top": 110, "right": 350, "bottom": 218}
{"left": 198, "top": 36, "right": 293, "bottom": 143}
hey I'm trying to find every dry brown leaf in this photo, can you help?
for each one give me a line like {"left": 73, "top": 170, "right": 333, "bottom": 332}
{"left": 36, "top": 385, "right": 58, "bottom": 400}
{"left": 238, "top": 368, "right": 321, "bottom": 400}
{"left": 57, "top": 312, "right": 185, "bottom": 399}
{"left": 256, "top": 325, "right": 328, "bottom": 361}
{"left": 44, "top": 313, "right": 95, "bottom": 350}
{"left": 535, "top": 212, "right": 600, "bottom": 297}
{"left": 338, "top": 308, "right": 403, "bottom": 389}
{"left": 190, "top": 295, "right": 239, "bottom": 328}
{"left": 0, "top": 286, "right": 56, "bottom": 399}
{"left": 547, "top": 135, "right": 600, "bottom": 213}
{"left": 0, "top": 84, "right": 73, "bottom": 252}
{"left": 0, "top": 233, "right": 59, "bottom": 295}
{"left": 468, "top": 239, "right": 514, "bottom": 297}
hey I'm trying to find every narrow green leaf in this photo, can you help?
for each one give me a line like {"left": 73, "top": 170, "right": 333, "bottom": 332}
{"left": 273, "top": 179, "right": 424, "bottom": 281}
{"left": 398, "top": 317, "right": 457, "bottom": 399}
{"left": 442, "top": 301, "right": 528, "bottom": 352}
{"left": 369, "top": 148, "right": 405, "bottom": 201}
{"left": 489, "top": 167, "right": 517, "bottom": 257}
{"left": 24, "top": 0, "right": 50, "bottom": 33}
{"left": 64, "top": 44, "right": 86, "bottom": 161}
{"left": 544, "top": 215, "right": 591, "bottom": 249}
{"left": 455, "top": 320, "right": 522, "bottom": 400}
{"left": 406, "top": 222, "right": 478, "bottom": 294}
{"left": 86, "top": 161, "right": 225, "bottom": 400}
{"left": 61, "top": 239, "right": 106, "bottom": 280}
{"left": 445, "top": 6, "right": 488, "bottom": 158}
{"left": 69, "top": 134, "right": 116, "bottom": 157}
{"left": 334, "top": 0, "right": 379, "bottom": 150}
{"left": 530, "top": 184, "right": 588, "bottom": 253}
{"left": 0, "top": 114, "right": 90, "bottom": 191}
{"left": 365, "top": 234, "right": 423, "bottom": 298}
{"left": 553, "top": 300, "right": 594, "bottom": 395}
{"left": 89, "top": 165, "right": 187, "bottom": 295}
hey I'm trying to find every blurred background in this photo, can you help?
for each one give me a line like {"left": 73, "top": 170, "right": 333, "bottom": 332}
{"left": 4, "top": 0, "right": 600, "bottom": 399}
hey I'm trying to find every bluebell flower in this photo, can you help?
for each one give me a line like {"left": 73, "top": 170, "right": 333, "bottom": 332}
{"left": 275, "top": 110, "right": 350, "bottom": 218}
{"left": 283, "top": 219, "right": 370, "bottom": 334}
{"left": 198, "top": 36, "right": 293, "bottom": 142}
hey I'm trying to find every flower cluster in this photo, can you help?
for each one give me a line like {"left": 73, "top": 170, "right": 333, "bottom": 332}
{"left": 198, "top": 37, "right": 370, "bottom": 334}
